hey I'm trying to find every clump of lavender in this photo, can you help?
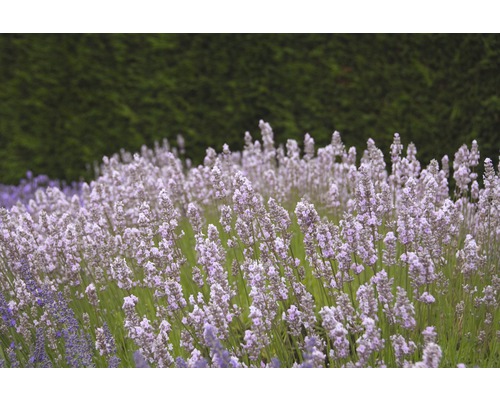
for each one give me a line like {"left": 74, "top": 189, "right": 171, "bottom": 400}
{"left": 0, "top": 120, "right": 498, "bottom": 368}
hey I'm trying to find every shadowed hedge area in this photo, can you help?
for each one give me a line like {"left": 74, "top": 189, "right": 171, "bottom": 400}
{"left": 0, "top": 33, "right": 498, "bottom": 184}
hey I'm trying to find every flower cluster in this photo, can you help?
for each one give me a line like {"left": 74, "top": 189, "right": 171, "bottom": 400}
{"left": 0, "top": 121, "right": 498, "bottom": 367}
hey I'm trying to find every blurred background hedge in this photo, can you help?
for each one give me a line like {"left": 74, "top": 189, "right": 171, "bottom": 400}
{"left": 0, "top": 33, "right": 498, "bottom": 184}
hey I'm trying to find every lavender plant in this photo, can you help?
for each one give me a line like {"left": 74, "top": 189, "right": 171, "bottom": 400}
{"left": 0, "top": 121, "right": 498, "bottom": 367}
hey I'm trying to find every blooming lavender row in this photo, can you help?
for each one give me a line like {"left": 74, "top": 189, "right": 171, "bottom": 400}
{"left": 0, "top": 121, "right": 498, "bottom": 367}
{"left": 0, "top": 171, "right": 83, "bottom": 210}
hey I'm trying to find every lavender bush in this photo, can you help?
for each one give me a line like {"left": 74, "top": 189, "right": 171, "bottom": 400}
{"left": 0, "top": 121, "right": 498, "bottom": 367}
{"left": 0, "top": 171, "right": 82, "bottom": 210}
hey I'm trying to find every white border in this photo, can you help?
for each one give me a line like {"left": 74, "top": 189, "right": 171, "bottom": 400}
{"left": 0, "top": 1, "right": 498, "bottom": 33}
{"left": 1, "top": 368, "right": 497, "bottom": 400}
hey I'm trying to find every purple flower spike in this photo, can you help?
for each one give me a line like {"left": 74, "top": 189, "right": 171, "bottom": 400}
{"left": 133, "top": 350, "right": 150, "bottom": 368}
{"left": 175, "top": 357, "right": 188, "bottom": 368}
{"left": 203, "top": 323, "right": 240, "bottom": 368}
{"left": 299, "top": 336, "right": 326, "bottom": 368}
{"left": 29, "top": 328, "right": 52, "bottom": 368}
{"left": 0, "top": 292, "right": 16, "bottom": 329}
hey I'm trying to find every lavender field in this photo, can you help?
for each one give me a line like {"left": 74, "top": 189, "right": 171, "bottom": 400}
{"left": 0, "top": 120, "right": 498, "bottom": 368}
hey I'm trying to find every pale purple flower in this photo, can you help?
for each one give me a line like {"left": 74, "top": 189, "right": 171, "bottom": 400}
{"left": 356, "top": 317, "right": 384, "bottom": 367}
{"left": 295, "top": 200, "right": 320, "bottom": 233}
{"left": 414, "top": 342, "right": 442, "bottom": 368}
{"left": 422, "top": 326, "right": 438, "bottom": 345}
{"left": 219, "top": 204, "right": 233, "bottom": 234}
{"left": 303, "top": 133, "right": 315, "bottom": 161}
{"left": 319, "top": 306, "right": 350, "bottom": 360}
{"left": 109, "top": 257, "right": 134, "bottom": 290}
{"left": 187, "top": 202, "right": 203, "bottom": 233}
{"left": 243, "top": 329, "right": 261, "bottom": 361}
{"left": 175, "top": 357, "right": 188, "bottom": 368}
{"left": 357, "top": 283, "right": 379, "bottom": 321}
{"left": 391, "top": 334, "right": 416, "bottom": 367}
{"left": 203, "top": 323, "right": 241, "bottom": 368}
{"left": 390, "top": 133, "right": 403, "bottom": 166}
{"left": 478, "top": 285, "right": 498, "bottom": 308}
{"left": 283, "top": 305, "right": 303, "bottom": 337}
{"left": 95, "top": 322, "right": 120, "bottom": 368}
{"left": 371, "top": 270, "right": 394, "bottom": 305}
{"left": 383, "top": 232, "right": 397, "bottom": 266}
{"left": 299, "top": 335, "right": 326, "bottom": 368}
{"left": 418, "top": 292, "right": 435, "bottom": 304}
{"left": 84, "top": 283, "right": 99, "bottom": 308}
{"left": 133, "top": 350, "right": 150, "bottom": 368}
{"left": 393, "top": 287, "right": 416, "bottom": 329}
{"left": 403, "top": 251, "right": 436, "bottom": 290}
{"left": 456, "top": 234, "right": 482, "bottom": 277}
{"left": 210, "top": 165, "right": 228, "bottom": 200}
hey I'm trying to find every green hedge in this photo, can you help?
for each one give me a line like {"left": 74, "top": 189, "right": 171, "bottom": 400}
{"left": 0, "top": 34, "right": 498, "bottom": 184}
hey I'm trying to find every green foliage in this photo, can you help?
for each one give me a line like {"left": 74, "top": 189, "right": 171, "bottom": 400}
{"left": 0, "top": 34, "right": 499, "bottom": 184}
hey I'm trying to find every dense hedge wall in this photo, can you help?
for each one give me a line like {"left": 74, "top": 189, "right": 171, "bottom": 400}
{"left": 0, "top": 34, "right": 498, "bottom": 184}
